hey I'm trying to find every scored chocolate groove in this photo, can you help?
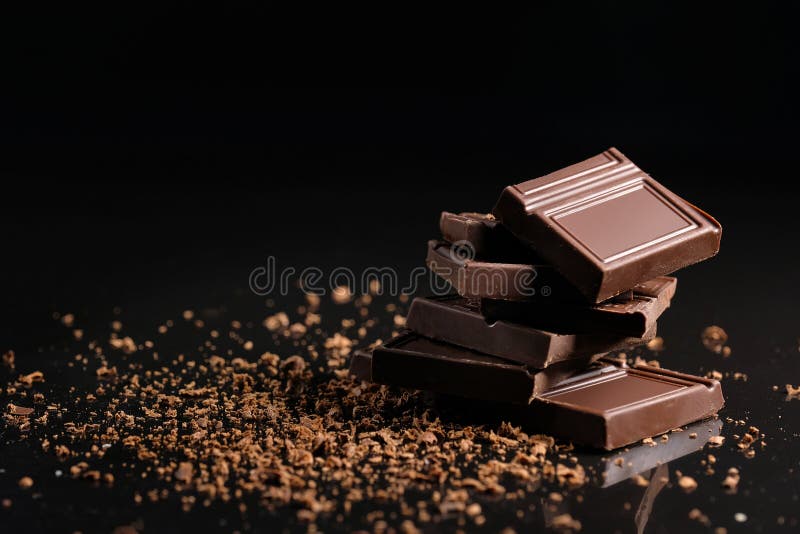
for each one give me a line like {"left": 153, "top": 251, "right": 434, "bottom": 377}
{"left": 492, "top": 147, "right": 721, "bottom": 303}
{"left": 351, "top": 347, "right": 724, "bottom": 450}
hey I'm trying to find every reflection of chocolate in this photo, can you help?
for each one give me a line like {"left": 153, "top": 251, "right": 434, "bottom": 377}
{"left": 406, "top": 295, "right": 655, "bottom": 367}
{"left": 635, "top": 464, "right": 669, "bottom": 534}
{"left": 534, "top": 416, "right": 719, "bottom": 533}
{"left": 597, "top": 417, "right": 723, "bottom": 487}
{"left": 493, "top": 147, "right": 721, "bottom": 303}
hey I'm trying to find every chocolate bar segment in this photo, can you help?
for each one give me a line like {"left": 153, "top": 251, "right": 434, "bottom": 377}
{"left": 480, "top": 276, "right": 677, "bottom": 337}
{"left": 406, "top": 295, "right": 655, "bottom": 367}
{"left": 530, "top": 364, "right": 724, "bottom": 449}
{"left": 370, "top": 332, "right": 602, "bottom": 403}
{"left": 492, "top": 148, "right": 721, "bottom": 303}
{"left": 426, "top": 240, "right": 583, "bottom": 301}
{"left": 350, "top": 349, "right": 724, "bottom": 450}
{"left": 349, "top": 348, "right": 373, "bottom": 382}
{"left": 439, "top": 211, "right": 538, "bottom": 260}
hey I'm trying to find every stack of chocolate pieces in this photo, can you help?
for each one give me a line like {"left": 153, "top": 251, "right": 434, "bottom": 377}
{"left": 351, "top": 148, "right": 724, "bottom": 450}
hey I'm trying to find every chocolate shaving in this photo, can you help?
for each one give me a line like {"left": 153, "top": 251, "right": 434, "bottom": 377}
{"left": 7, "top": 403, "right": 34, "bottom": 416}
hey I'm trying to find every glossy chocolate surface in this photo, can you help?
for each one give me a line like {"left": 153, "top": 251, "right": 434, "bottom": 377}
{"left": 406, "top": 295, "right": 654, "bottom": 367}
{"left": 531, "top": 364, "right": 724, "bottom": 449}
{"left": 492, "top": 148, "right": 721, "bottom": 302}
{"left": 369, "top": 332, "right": 602, "bottom": 403}
{"left": 439, "top": 211, "right": 539, "bottom": 260}
{"left": 350, "top": 348, "right": 724, "bottom": 450}
{"left": 426, "top": 240, "right": 583, "bottom": 301}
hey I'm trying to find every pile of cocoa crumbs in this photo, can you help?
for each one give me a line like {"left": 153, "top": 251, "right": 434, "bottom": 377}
{"left": 1, "top": 288, "right": 773, "bottom": 532}
{"left": 1, "top": 288, "right": 590, "bottom": 532}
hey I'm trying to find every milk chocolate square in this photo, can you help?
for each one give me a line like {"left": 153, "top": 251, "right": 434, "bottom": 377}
{"left": 492, "top": 148, "right": 721, "bottom": 302}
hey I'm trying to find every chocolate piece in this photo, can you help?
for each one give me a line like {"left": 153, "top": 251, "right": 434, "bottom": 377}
{"left": 439, "top": 211, "right": 537, "bottom": 260}
{"left": 406, "top": 295, "right": 654, "bottom": 367}
{"left": 7, "top": 403, "right": 35, "bottom": 416}
{"left": 599, "top": 418, "right": 722, "bottom": 487}
{"left": 349, "top": 348, "right": 373, "bottom": 382}
{"left": 426, "top": 240, "right": 583, "bottom": 301}
{"left": 480, "top": 276, "right": 677, "bottom": 337}
{"left": 531, "top": 364, "right": 724, "bottom": 449}
{"left": 350, "top": 350, "right": 723, "bottom": 450}
{"left": 493, "top": 148, "right": 721, "bottom": 303}
{"left": 370, "top": 332, "right": 603, "bottom": 403}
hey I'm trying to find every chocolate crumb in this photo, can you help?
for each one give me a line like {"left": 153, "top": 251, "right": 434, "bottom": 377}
{"left": 175, "top": 462, "right": 193, "bottom": 483}
{"left": 18, "top": 371, "right": 45, "bottom": 387}
{"left": 645, "top": 337, "right": 665, "bottom": 352}
{"left": 332, "top": 286, "right": 353, "bottom": 304}
{"left": 678, "top": 476, "right": 698, "bottom": 492}
{"left": 7, "top": 403, "right": 35, "bottom": 416}
{"left": 722, "top": 467, "right": 740, "bottom": 492}
{"left": 1, "top": 350, "right": 15, "bottom": 369}
{"left": 689, "top": 508, "right": 711, "bottom": 526}
{"left": 701, "top": 326, "right": 728, "bottom": 354}
{"left": 264, "top": 312, "right": 290, "bottom": 332}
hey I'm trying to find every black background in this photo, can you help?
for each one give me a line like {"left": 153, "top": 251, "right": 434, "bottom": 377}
{"left": 1, "top": 3, "right": 799, "bottom": 533}
{"left": 2, "top": 3, "right": 799, "bottom": 321}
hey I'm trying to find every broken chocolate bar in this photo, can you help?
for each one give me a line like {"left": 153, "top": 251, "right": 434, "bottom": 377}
{"left": 350, "top": 348, "right": 724, "bottom": 450}
{"left": 426, "top": 240, "right": 583, "bottom": 301}
{"left": 439, "top": 211, "right": 537, "bottom": 260}
{"left": 349, "top": 348, "right": 373, "bottom": 382}
{"left": 406, "top": 295, "right": 655, "bottom": 367}
{"left": 530, "top": 364, "right": 724, "bottom": 449}
{"left": 493, "top": 148, "right": 721, "bottom": 303}
{"left": 370, "top": 332, "right": 602, "bottom": 403}
{"left": 479, "top": 276, "right": 677, "bottom": 338}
